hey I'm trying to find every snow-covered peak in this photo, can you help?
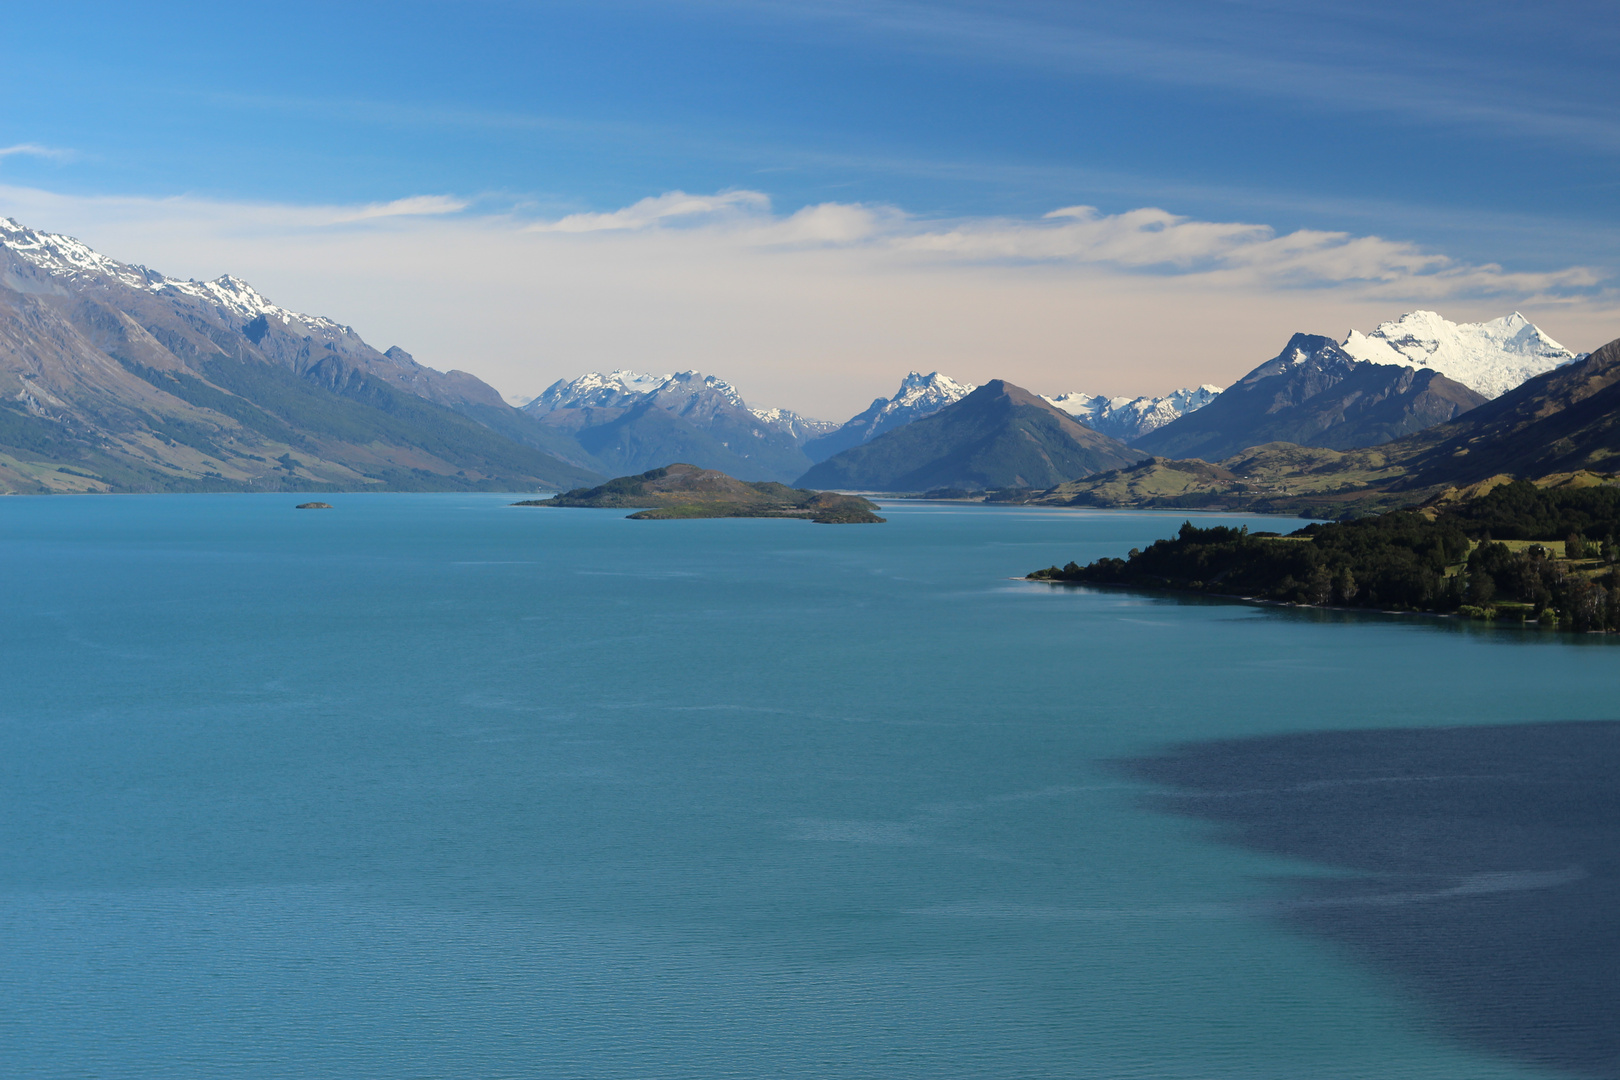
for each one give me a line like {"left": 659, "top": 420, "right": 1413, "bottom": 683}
{"left": 1340, "top": 310, "right": 1577, "bottom": 398}
{"left": 0, "top": 217, "right": 146, "bottom": 285}
{"left": 1042, "top": 392, "right": 1124, "bottom": 425}
{"left": 750, "top": 406, "right": 838, "bottom": 439}
{"left": 525, "top": 368, "right": 832, "bottom": 433}
{"left": 526, "top": 369, "right": 672, "bottom": 412}
{"left": 888, "top": 371, "right": 975, "bottom": 411}
{"left": 655, "top": 370, "right": 749, "bottom": 410}
{"left": 1044, "top": 385, "right": 1222, "bottom": 442}
{"left": 0, "top": 217, "right": 348, "bottom": 334}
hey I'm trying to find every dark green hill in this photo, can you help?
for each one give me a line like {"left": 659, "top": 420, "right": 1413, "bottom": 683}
{"left": 795, "top": 380, "right": 1145, "bottom": 492}
{"left": 1030, "top": 474, "right": 1620, "bottom": 630}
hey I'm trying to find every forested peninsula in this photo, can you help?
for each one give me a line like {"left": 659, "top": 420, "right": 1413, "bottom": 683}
{"left": 1030, "top": 475, "right": 1620, "bottom": 631}
{"left": 517, "top": 463, "right": 885, "bottom": 523}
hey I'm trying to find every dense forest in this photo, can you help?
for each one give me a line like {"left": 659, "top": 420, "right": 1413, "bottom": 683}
{"left": 1030, "top": 480, "right": 1620, "bottom": 631}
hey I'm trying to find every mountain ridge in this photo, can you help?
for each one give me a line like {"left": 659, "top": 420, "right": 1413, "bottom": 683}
{"left": 796, "top": 379, "right": 1147, "bottom": 491}
{"left": 0, "top": 218, "right": 599, "bottom": 493}
{"left": 1133, "top": 333, "right": 1487, "bottom": 461}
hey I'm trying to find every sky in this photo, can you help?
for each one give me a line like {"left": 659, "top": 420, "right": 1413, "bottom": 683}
{"left": 2, "top": 0, "right": 1617, "bottom": 418}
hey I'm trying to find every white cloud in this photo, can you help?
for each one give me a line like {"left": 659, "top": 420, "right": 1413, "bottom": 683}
{"left": 526, "top": 189, "right": 770, "bottom": 233}
{"left": 335, "top": 195, "right": 469, "bottom": 221}
{"left": 0, "top": 183, "right": 1613, "bottom": 420}
{"left": 0, "top": 144, "right": 75, "bottom": 162}
{"left": 521, "top": 192, "right": 1603, "bottom": 299}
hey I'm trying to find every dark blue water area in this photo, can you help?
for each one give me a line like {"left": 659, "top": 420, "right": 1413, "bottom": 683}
{"left": 0, "top": 494, "right": 1614, "bottom": 1079}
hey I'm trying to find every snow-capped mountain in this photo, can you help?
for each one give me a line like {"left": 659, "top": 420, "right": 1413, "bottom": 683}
{"left": 1044, "top": 385, "right": 1223, "bottom": 443}
{"left": 748, "top": 406, "right": 840, "bottom": 440}
{"left": 0, "top": 217, "right": 598, "bottom": 492}
{"left": 1133, "top": 334, "right": 1486, "bottom": 462}
{"left": 0, "top": 218, "right": 349, "bottom": 336}
{"left": 526, "top": 370, "right": 673, "bottom": 412}
{"left": 877, "top": 371, "right": 976, "bottom": 422}
{"left": 1339, "top": 311, "right": 1578, "bottom": 399}
{"left": 804, "top": 371, "right": 975, "bottom": 462}
{"left": 518, "top": 368, "right": 834, "bottom": 481}
{"left": 525, "top": 369, "right": 833, "bottom": 438}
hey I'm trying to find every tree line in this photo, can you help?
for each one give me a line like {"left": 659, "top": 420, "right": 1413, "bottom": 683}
{"left": 1029, "top": 480, "right": 1620, "bottom": 631}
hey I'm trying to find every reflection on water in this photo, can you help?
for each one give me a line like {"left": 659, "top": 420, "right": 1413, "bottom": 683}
{"left": 1129, "top": 721, "right": 1620, "bottom": 1078}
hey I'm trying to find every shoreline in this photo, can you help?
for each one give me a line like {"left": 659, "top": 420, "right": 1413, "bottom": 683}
{"left": 1020, "top": 577, "right": 1613, "bottom": 635}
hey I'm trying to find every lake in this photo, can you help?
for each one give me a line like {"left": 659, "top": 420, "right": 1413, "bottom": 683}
{"left": 1, "top": 494, "right": 1614, "bottom": 1079}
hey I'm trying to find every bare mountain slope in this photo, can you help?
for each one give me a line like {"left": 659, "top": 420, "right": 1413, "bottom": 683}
{"left": 0, "top": 219, "right": 598, "bottom": 493}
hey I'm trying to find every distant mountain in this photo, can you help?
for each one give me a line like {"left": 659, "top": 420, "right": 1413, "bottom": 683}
{"left": 522, "top": 370, "right": 831, "bottom": 481}
{"left": 804, "top": 371, "right": 975, "bottom": 462}
{"left": 0, "top": 218, "right": 599, "bottom": 493}
{"left": 1038, "top": 333, "right": 1620, "bottom": 517}
{"left": 1133, "top": 334, "right": 1486, "bottom": 462}
{"left": 796, "top": 379, "right": 1147, "bottom": 491}
{"left": 527, "top": 369, "right": 672, "bottom": 411}
{"left": 1341, "top": 311, "right": 1580, "bottom": 399}
{"left": 1043, "top": 385, "right": 1223, "bottom": 442}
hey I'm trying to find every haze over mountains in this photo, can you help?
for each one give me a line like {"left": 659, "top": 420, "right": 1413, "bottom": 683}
{"left": 0, "top": 219, "right": 599, "bottom": 493}
{"left": 0, "top": 217, "right": 1597, "bottom": 498}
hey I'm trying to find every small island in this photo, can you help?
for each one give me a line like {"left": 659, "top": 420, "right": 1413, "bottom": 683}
{"left": 295, "top": 502, "right": 333, "bottom": 509}
{"left": 514, "top": 463, "right": 886, "bottom": 524}
{"left": 1029, "top": 474, "right": 1620, "bottom": 631}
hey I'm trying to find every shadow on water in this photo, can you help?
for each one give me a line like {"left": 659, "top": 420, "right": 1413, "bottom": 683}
{"left": 1126, "top": 721, "right": 1620, "bottom": 1079}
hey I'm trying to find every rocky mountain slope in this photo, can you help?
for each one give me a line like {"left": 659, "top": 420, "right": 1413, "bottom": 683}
{"left": 1133, "top": 334, "right": 1486, "bottom": 462}
{"left": 796, "top": 379, "right": 1146, "bottom": 492}
{"left": 0, "top": 218, "right": 598, "bottom": 493}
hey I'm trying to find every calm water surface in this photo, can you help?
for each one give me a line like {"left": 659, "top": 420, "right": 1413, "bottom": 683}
{"left": 1, "top": 494, "right": 1614, "bottom": 1079}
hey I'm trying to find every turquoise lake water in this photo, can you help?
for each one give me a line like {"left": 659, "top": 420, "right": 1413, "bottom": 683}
{"left": 1, "top": 494, "right": 1615, "bottom": 1079}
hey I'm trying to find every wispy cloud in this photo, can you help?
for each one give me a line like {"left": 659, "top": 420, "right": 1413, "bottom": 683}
{"left": 525, "top": 190, "right": 770, "bottom": 232}
{"left": 0, "top": 143, "right": 76, "bottom": 162}
{"left": 524, "top": 190, "right": 1605, "bottom": 301}
{"left": 334, "top": 195, "right": 469, "bottom": 222}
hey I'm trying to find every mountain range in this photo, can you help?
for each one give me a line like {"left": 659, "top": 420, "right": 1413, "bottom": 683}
{"left": 520, "top": 369, "right": 833, "bottom": 481}
{"left": 0, "top": 216, "right": 1600, "bottom": 500}
{"left": 1040, "top": 332, "right": 1620, "bottom": 516}
{"left": 1132, "top": 334, "right": 1488, "bottom": 461}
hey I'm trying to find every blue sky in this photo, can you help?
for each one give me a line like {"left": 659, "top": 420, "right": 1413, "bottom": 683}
{"left": 3, "top": 1, "right": 1617, "bottom": 413}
